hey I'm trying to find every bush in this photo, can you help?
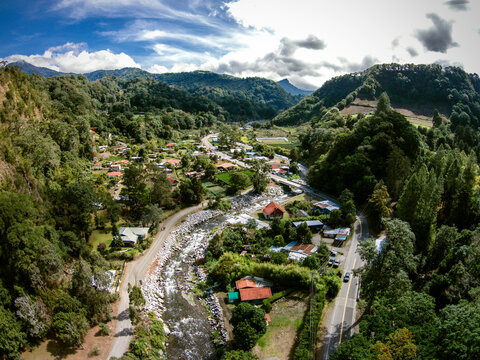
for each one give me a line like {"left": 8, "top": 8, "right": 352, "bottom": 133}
{"left": 88, "top": 346, "right": 100, "bottom": 357}
{"left": 99, "top": 322, "right": 109, "bottom": 336}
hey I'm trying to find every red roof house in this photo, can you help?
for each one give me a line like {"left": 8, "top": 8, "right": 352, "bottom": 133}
{"left": 216, "top": 162, "right": 237, "bottom": 170}
{"left": 239, "top": 287, "right": 272, "bottom": 302}
{"left": 166, "top": 142, "right": 176, "bottom": 147}
{"left": 166, "top": 177, "right": 179, "bottom": 186}
{"left": 263, "top": 201, "right": 285, "bottom": 220}
{"left": 236, "top": 278, "right": 257, "bottom": 289}
{"left": 115, "top": 160, "right": 129, "bottom": 164}
{"left": 162, "top": 159, "right": 180, "bottom": 166}
{"left": 107, "top": 171, "right": 123, "bottom": 178}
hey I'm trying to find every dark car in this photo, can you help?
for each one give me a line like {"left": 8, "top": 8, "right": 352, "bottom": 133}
{"left": 333, "top": 260, "right": 340, "bottom": 268}
{"left": 327, "top": 258, "right": 335, "bottom": 266}
{"left": 343, "top": 272, "right": 351, "bottom": 282}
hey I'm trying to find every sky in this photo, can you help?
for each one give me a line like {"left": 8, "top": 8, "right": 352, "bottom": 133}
{"left": 0, "top": 0, "right": 479, "bottom": 90}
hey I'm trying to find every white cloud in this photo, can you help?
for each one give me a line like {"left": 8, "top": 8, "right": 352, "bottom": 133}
{"left": 4, "top": 43, "right": 140, "bottom": 73}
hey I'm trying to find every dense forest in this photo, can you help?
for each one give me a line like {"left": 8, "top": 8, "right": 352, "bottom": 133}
{"left": 10, "top": 61, "right": 303, "bottom": 121}
{"left": 274, "top": 64, "right": 480, "bottom": 132}
{"left": 298, "top": 94, "right": 480, "bottom": 359}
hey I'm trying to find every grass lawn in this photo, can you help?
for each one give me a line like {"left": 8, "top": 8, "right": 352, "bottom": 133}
{"left": 253, "top": 292, "right": 309, "bottom": 360}
{"left": 206, "top": 186, "right": 226, "bottom": 196}
{"left": 90, "top": 228, "right": 113, "bottom": 250}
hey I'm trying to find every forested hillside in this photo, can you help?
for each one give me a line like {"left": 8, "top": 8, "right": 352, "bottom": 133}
{"left": 9, "top": 61, "right": 302, "bottom": 121}
{"left": 296, "top": 94, "right": 480, "bottom": 360}
{"left": 274, "top": 64, "right": 480, "bottom": 132}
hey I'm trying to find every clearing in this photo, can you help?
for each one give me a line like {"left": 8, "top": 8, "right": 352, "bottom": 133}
{"left": 253, "top": 292, "right": 309, "bottom": 360}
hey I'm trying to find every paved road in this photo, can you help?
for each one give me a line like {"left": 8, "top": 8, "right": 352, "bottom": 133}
{"left": 107, "top": 202, "right": 207, "bottom": 359}
{"left": 203, "top": 133, "right": 369, "bottom": 359}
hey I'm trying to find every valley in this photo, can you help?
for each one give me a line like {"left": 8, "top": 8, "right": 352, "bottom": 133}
{"left": 0, "top": 62, "right": 480, "bottom": 360}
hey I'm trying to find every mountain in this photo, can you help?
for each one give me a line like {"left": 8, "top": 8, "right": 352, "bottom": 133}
{"left": 273, "top": 63, "right": 480, "bottom": 128}
{"left": 7, "top": 62, "right": 302, "bottom": 121}
{"left": 277, "top": 79, "right": 313, "bottom": 96}
{"left": 8, "top": 60, "right": 66, "bottom": 77}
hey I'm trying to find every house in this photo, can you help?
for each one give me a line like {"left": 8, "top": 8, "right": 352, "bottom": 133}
{"left": 236, "top": 278, "right": 257, "bottom": 289}
{"left": 216, "top": 163, "right": 237, "bottom": 171}
{"left": 118, "top": 227, "right": 149, "bottom": 245}
{"left": 166, "top": 142, "right": 176, "bottom": 147}
{"left": 313, "top": 200, "right": 340, "bottom": 214}
{"left": 167, "top": 177, "right": 179, "bottom": 188}
{"left": 263, "top": 201, "right": 285, "bottom": 220}
{"left": 185, "top": 171, "right": 202, "bottom": 178}
{"left": 239, "top": 287, "right": 272, "bottom": 303}
{"left": 115, "top": 160, "right": 129, "bottom": 165}
{"left": 293, "top": 220, "right": 324, "bottom": 232}
{"left": 323, "top": 227, "right": 351, "bottom": 240}
{"left": 162, "top": 159, "right": 181, "bottom": 167}
{"left": 110, "top": 164, "right": 122, "bottom": 171}
{"left": 107, "top": 171, "right": 123, "bottom": 178}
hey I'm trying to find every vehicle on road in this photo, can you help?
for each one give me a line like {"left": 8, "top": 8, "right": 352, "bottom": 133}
{"left": 343, "top": 272, "right": 351, "bottom": 282}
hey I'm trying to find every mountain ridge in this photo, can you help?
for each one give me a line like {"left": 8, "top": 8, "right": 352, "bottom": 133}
{"left": 277, "top": 78, "right": 313, "bottom": 96}
{"left": 273, "top": 63, "right": 480, "bottom": 128}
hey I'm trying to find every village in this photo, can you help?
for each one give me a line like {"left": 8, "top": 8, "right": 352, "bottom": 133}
{"left": 83, "top": 124, "right": 357, "bottom": 360}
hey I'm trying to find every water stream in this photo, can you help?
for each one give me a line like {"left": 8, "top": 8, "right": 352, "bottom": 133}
{"left": 153, "top": 190, "right": 290, "bottom": 359}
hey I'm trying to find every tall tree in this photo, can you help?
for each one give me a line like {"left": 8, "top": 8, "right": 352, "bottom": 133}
{"left": 251, "top": 160, "right": 271, "bottom": 193}
{"left": 121, "top": 164, "right": 148, "bottom": 220}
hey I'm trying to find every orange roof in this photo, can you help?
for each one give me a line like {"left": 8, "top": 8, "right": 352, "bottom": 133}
{"left": 271, "top": 163, "right": 280, "bottom": 170}
{"left": 164, "top": 159, "right": 180, "bottom": 165}
{"left": 239, "top": 287, "right": 272, "bottom": 301}
{"left": 167, "top": 177, "right": 179, "bottom": 184}
{"left": 263, "top": 201, "right": 285, "bottom": 216}
{"left": 236, "top": 279, "right": 257, "bottom": 289}
{"left": 107, "top": 172, "right": 123, "bottom": 177}
{"left": 291, "top": 244, "right": 316, "bottom": 255}
{"left": 216, "top": 162, "right": 237, "bottom": 169}
{"left": 115, "top": 160, "right": 129, "bottom": 164}
{"left": 166, "top": 143, "right": 176, "bottom": 147}
{"left": 265, "top": 314, "right": 271, "bottom": 322}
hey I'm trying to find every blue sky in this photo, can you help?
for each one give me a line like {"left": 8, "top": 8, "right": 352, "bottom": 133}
{"left": 1, "top": 0, "right": 479, "bottom": 89}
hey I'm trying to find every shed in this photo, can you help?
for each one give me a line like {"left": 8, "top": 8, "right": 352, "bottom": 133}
{"left": 239, "top": 287, "right": 272, "bottom": 302}
{"left": 228, "top": 292, "right": 239, "bottom": 303}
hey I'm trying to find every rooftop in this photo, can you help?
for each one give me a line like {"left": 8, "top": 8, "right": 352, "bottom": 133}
{"left": 239, "top": 287, "right": 272, "bottom": 301}
{"left": 263, "top": 201, "right": 285, "bottom": 216}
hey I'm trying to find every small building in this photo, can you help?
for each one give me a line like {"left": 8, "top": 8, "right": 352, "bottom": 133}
{"left": 185, "top": 171, "right": 202, "bottom": 178}
{"left": 263, "top": 201, "right": 285, "bottom": 220}
{"left": 115, "top": 159, "right": 129, "bottom": 165}
{"left": 239, "top": 287, "right": 272, "bottom": 303}
{"left": 216, "top": 163, "right": 237, "bottom": 171}
{"left": 110, "top": 164, "right": 122, "bottom": 171}
{"left": 236, "top": 278, "right": 257, "bottom": 289}
{"left": 162, "top": 159, "right": 181, "bottom": 167}
{"left": 292, "top": 220, "right": 324, "bottom": 232}
{"left": 323, "top": 227, "right": 351, "bottom": 240}
{"left": 313, "top": 200, "right": 340, "bottom": 214}
{"left": 118, "top": 227, "right": 149, "bottom": 245}
{"left": 228, "top": 292, "right": 240, "bottom": 304}
{"left": 166, "top": 142, "right": 176, "bottom": 147}
{"left": 107, "top": 171, "right": 123, "bottom": 178}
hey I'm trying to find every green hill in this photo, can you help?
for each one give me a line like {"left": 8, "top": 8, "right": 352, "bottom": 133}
{"left": 8, "top": 62, "right": 301, "bottom": 121}
{"left": 273, "top": 63, "right": 480, "bottom": 131}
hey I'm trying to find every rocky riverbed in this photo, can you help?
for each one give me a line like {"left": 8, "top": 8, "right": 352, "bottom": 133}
{"left": 141, "top": 186, "right": 289, "bottom": 359}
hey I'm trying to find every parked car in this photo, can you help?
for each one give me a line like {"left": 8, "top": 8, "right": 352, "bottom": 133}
{"left": 327, "top": 258, "right": 335, "bottom": 266}
{"left": 333, "top": 260, "right": 340, "bottom": 268}
{"left": 330, "top": 250, "right": 337, "bottom": 257}
{"left": 343, "top": 272, "right": 351, "bottom": 282}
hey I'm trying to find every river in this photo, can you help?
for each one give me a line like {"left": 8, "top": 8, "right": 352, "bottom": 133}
{"left": 145, "top": 189, "right": 290, "bottom": 359}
